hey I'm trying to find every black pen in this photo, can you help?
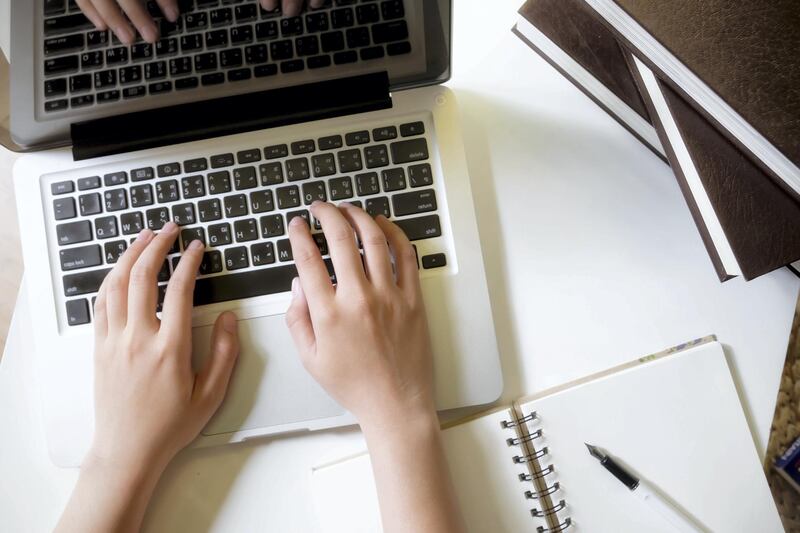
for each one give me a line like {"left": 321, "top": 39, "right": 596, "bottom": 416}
{"left": 585, "top": 443, "right": 703, "bottom": 533}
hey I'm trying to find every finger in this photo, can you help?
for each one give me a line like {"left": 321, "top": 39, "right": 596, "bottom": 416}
{"left": 160, "top": 239, "right": 205, "bottom": 337}
{"left": 260, "top": 0, "right": 279, "bottom": 12}
{"left": 309, "top": 201, "right": 366, "bottom": 289}
{"left": 375, "top": 216, "right": 421, "bottom": 299}
{"left": 105, "top": 229, "right": 155, "bottom": 332}
{"left": 93, "top": 277, "right": 109, "bottom": 343}
{"left": 287, "top": 215, "right": 335, "bottom": 312}
{"left": 285, "top": 277, "right": 316, "bottom": 360}
{"left": 127, "top": 222, "right": 180, "bottom": 326}
{"left": 76, "top": 0, "right": 107, "bottom": 30}
{"left": 309, "top": 0, "right": 326, "bottom": 9}
{"left": 193, "top": 312, "right": 240, "bottom": 408}
{"left": 339, "top": 203, "right": 393, "bottom": 287}
{"left": 155, "top": 0, "right": 180, "bottom": 22}
{"left": 117, "top": 0, "right": 159, "bottom": 42}
{"left": 282, "top": 0, "right": 303, "bottom": 16}
{"left": 90, "top": 0, "right": 135, "bottom": 44}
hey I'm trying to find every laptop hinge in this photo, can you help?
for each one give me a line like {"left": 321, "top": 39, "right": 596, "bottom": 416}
{"left": 70, "top": 72, "right": 392, "bottom": 161}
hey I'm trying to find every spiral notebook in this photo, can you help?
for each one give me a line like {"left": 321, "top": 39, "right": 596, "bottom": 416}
{"left": 310, "top": 338, "right": 782, "bottom": 532}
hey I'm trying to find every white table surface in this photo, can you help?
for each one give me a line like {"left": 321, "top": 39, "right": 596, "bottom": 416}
{"left": 2, "top": 2, "right": 798, "bottom": 531}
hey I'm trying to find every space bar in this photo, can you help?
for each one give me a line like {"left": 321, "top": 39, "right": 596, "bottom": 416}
{"left": 193, "top": 260, "right": 333, "bottom": 306}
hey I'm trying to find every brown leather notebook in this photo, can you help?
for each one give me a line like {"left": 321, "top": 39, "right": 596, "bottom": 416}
{"left": 581, "top": 0, "right": 800, "bottom": 203}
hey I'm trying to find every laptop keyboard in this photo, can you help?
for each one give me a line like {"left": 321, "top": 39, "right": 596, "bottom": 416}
{"left": 42, "top": 0, "right": 412, "bottom": 113}
{"left": 48, "top": 118, "right": 447, "bottom": 327}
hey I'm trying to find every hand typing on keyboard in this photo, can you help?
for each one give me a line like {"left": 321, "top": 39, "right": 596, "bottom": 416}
{"left": 76, "top": 0, "right": 321, "bottom": 45}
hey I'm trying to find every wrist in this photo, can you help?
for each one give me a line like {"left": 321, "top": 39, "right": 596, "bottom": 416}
{"left": 82, "top": 444, "right": 171, "bottom": 496}
{"left": 360, "top": 399, "right": 440, "bottom": 444}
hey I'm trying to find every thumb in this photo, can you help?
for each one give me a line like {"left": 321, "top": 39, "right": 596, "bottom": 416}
{"left": 286, "top": 277, "right": 316, "bottom": 363}
{"left": 194, "top": 311, "right": 240, "bottom": 408}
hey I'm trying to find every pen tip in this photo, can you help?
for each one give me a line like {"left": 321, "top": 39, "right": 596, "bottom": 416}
{"left": 585, "top": 443, "right": 604, "bottom": 460}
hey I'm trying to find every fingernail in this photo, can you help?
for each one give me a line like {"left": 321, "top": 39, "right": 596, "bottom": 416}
{"left": 164, "top": 6, "right": 179, "bottom": 22}
{"left": 339, "top": 201, "right": 352, "bottom": 208}
{"left": 163, "top": 221, "right": 178, "bottom": 233}
{"left": 115, "top": 25, "right": 134, "bottom": 44}
{"left": 188, "top": 239, "right": 204, "bottom": 251}
{"left": 291, "top": 277, "right": 299, "bottom": 296}
{"left": 140, "top": 24, "right": 159, "bottom": 43}
{"left": 136, "top": 229, "right": 154, "bottom": 242}
{"left": 289, "top": 215, "right": 306, "bottom": 226}
{"left": 221, "top": 312, "right": 237, "bottom": 333}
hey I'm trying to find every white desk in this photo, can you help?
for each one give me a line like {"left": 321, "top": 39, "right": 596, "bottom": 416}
{"left": 1, "top": 2, "right": 798, "bottom": 531}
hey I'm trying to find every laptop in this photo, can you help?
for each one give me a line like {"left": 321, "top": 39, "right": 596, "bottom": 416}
{"left": 9, "top": 0, "right": 503, "bottom": 467}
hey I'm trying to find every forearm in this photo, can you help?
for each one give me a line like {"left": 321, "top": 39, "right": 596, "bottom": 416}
{"left": 362, "top": 409, "right": 466, "bottom": 533}
{"left": 55, "top": 454, "right": 167, "bottom": 533}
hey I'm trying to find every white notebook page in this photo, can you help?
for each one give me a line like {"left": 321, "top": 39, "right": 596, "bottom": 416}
{"left": 311, "top": 408, "right": 544, "bottom": 532}
{"left": 518, "top": 341, "right": 782, "bottom": 532}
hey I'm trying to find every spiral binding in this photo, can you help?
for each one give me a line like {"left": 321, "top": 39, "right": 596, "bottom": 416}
{"left": 502, "top": 411, "right": 572, "bottom": 531}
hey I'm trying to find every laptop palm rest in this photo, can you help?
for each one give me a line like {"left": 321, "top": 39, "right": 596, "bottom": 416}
{"left": 192, "top": 313, "right": 345, "bottom": 436}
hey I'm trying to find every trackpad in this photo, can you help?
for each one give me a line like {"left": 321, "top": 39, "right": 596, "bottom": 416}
{"left": 192, "top": 313, "right": 345, "bottom": 436}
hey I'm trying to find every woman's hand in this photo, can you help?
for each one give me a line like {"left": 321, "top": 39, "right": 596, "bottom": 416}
{"left": 286, "top": 202, "right": 435, "bottom": 431}
{"left": 56, "top": 222, "right": 240, "bottom": 533}
{"left": 77, "top": 0, "right": 325, "bottom": 45}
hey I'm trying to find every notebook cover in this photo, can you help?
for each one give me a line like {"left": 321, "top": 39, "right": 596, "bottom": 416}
{"left": 630, "top": 61, "right": 800, "bottom": 281}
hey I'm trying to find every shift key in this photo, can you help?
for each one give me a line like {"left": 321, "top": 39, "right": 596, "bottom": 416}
{"left": 395, "top": 214, "right": 441, "bottom": 241}
{"left": 390, "top": 138, "right": 429, "bottom": 164}
{"left": 392, "top": 189, "right": 437, "bottom": 217}
{"left": 63, "top": 268, "right": 112, "bottom": 297}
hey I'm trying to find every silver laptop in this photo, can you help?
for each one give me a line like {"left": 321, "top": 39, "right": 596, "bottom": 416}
{"left": 9, "top": 0, "right": 503, "bottom": 467}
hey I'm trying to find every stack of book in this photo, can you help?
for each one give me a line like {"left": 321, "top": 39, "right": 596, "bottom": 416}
{"left": 513, "top": 0, "right": 800, "bottom": 282}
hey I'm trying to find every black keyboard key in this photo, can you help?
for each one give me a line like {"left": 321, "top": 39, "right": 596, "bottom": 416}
{"left": 184, "top": 158, "right": 208, "bottom": 172}
{"left": 51, "top": 180, "right": 74, "bottom": 195}
{"left": 93, "top": 70, "right": 116, "bottom": 89}
{"left": 123, "top": 85, "right": 147, "bottom": 98}
{"left": 400, "top": 121, "right": 425, "bottom": 137}
{"left": 86, "top": 30, "right": 109, "bottom": 49}
{"left": 105, "top": 47, "right": 128, "bottom": 65}
{"left": 173, "top": 76, "right": 198, "bottom": 91}
{"left": 345, "top": 130, "right": 370, "bottom": 146}
{"left": 97, "top": 89, "right": 120, "bottom": 103}
{"left": 104, "top": 240, "right": 128, "bottom": 264}
{"left": 264, "top": 144, "right": 289, "bottom": 159}
{"left": 198, "top": 198, "right": 223, "bottom": 221}
{"left": 260, "top": 214, "right": 285, "bottom": 238}
{"left": 159, "top": 18, "right": 183, "bottom": 37}
{"left": 395, "top": 215, "right": 441, "bottom": 241}
{"left": 392, "top": 189, "right": 436, "bottom": 217}
{"left": 144, "top": 61, "right": 167, "bottom": 80}
{"left": 70, "top": 94, "right": 94, "bottom": 108}
{"left": 156, "top": 38, "right": 178, "bottom": 57}
{"left": 251, "top": 242, "right": 275, "bottom": 266}
{"left": 119, "top": 65, "right": 143, "bottom": 84}
{"left": 355, "top": 4, "right": 379, "bottom": 24}
{"left": 372, "top": 20, "right": 408, "bottom": 44}
{"left": 256, "top": 21, "right": 278, "bottom": 40}
{"left": 66, "top": 298, "right": 91, "bottom": 326}
{"left": 231, "top": 25, "right": 254, "bottom": 44}
{"left": 182, "top": 175, "right": 206, "bottom": 199}
{"left": 245, "top": 44, "right": 269, "bottom": 64}
{"left": 422, "top": 253, "right": 446, "bottom": 269}
{"left": 237, "top": 149, "right": 261, "bottom": 164}
{"left": 205, "top": 29, "right": 229, "bottom": 48}
{"left": 318, "top": 135, "right": 343, "bottom": 151}
{"left": 45, "top": 78, "right": 68, "bottom": 98}
{"left": 305, "top": 12, "right": 329, "bottom": 32}
{"left": 195, "top": 52, "right": 219, "bottom": 72}
{"left": 149, "top": 81, "right": 173, "bottom": 94}
{"left": 281, "top": 16, "right": 303, "bottom": 36}
{"left": 79, "top": 193, "right": 102, "bottom": 216}
{"left": 158, "top": 260, "right": 171, "bottom": 282}
{"left": 200, "top": 251, "right": 223, "bottom": 275}
{"left": 44, "top": 14, "right": 93, "bottom": 36}
{"left": 156, "top": 180, "right": 179, "bottom": 203}
{"left": 291, "top": 140, "right": 315, "bottom": 155}
{"left": 157, "top": 162, "right": 181, "bottom": 177}
{"left": 408, "top": 163, "right": 433, "bottom": 187}
{"left": 104, "top": 188, "right": 128, "bottom": 211}
{"left": 355, "top": 172, "right": 380, "bottom": 196}
{"left": 302, "top": 181, "right": 327, "bottom": 204}
{"left": 276, "top": 185, "right": 300, "bottom": 209}
{"left": 45, "top": 99, "right": 69, "bottom": 112}
{"left": 364, "top": 145, "right": 389, "bottom": 168}
{"left": 208, "top": 222, "right": 232, "bottom": 246}
{"left": 80, "top": 51, "right": 104, "bottom": 70}
{"left": 172, "top": 203, "right": 196, "bottom": 225}
{"left": 277, "top": 239, "right": 293, "bottom": 262}
{"left": 220, "top": 48, "right": 243, "bottom": 68}
{"left": 169, "top": 57, "right": 192, "bottom": 76}
{"left": 281, "top": 59, "right": 304, "bottom": 73}
{"left": 225, "top": 247, "right": 249, "bottom": 270}
{"left": 386, "top": 41, "right": 411, "bottom": 56}
{"left": 234, "top": 218, "right": 258, "bottom": 242}
{"left": 295, "top": 35, "right": 319, "bottom": 56}
{"left": 185, "top": 12, "right": 208, "bottom": 31}
{"left": 208, "top": 171, "right": 232, "bottom": 194}
{"left": 333, "top": 50, "right": 358, "bottom": 64}
{"left": 131, "top": 42, "right": 154, "bottom": 61}
{"left": 390, "top": 138, "right": 429, "bottom": 164}
{"left": 77, "top": 176, "right": 101, "bottom": 190}
{"left": 180, "top": 34, "right": 203, "bottom": 53}
{"left": 307, "top": 55, "right": 332, "bottom": 69}
{"left": 286, "top": 158, "right": 310, "bottom": 181}
{"left": 202, "top": 72, "right": 226, "bottom": 86}
{"left": 53, "top": 197, "right": 77, "bottom": 220}
{"left": 372, "top": 126, "right": 397, "bottom": 141}
{"left": 270, "top": 39, "right": 293, "bottom": 60}
{"left": 44, "top": 34, "right": 85, "bottom": 55}
{"left": 382, "top": 168, "right": 406, "bottom": 191}
{"left": 235, "top": 4, "right": 258, "bottom": 22}
{"left": 95, "top": 216, "right": 118, "bottom": 239}
{"left": 313, "top": 233, "right": 328, "bottom": 255}
{"left": 131, "top": 167, "right": 154, "bottom": 181}
{"left": 311, "top": 153, "right": 336, "bottom": 177}
{"left": 120, "top": 212, "right": 144, "bottom": 234}
{"left": 338, "top": 149, "right": 363, "bottom": 172}
{"left": 254, "top": 64, "right": 278, "bottom": 77}
{"left": 223, "top": 194, "right": 248, "bottom": 218}
{"left": 45, "top": 0, "right": 66, "bottom": 17}
{"left": 345, "top": 27, "right": 370, "bottom": 48}
{"left": 104, "top": 171, "right": 127, "bottom": 186}
{"left": 181, "top": 227, "right": 206, "bottom": 249}
{"left": 227, "top": 67, "right": 252, "bottom": 82}
{"left": 69, "top": 74, "right": 93, "bottom": 94}
{"left": 360, "top": 46, "right": 384, "bottom": 61}
{"left": 211, "top": 153, "right": 235, "bottom": 168}
{"left": 210, "top": 7, "right": 233, "bottom": 26}
{"left": 57, "top": 220, "right": 92, "bottom": 245}
{"left": 328, "top": 176, "right": 353, "bottom": 200}
{"left": 365, "top": 196, "right": 390, "bottom": 218}
{"left": 330, "top": 7, "right": 354, "bottom": 28}
{"left": 45, "top": 55, "right": 79, "bottom": 76}
{"left": 381, "top": 0, "right": 404, "bottom": 20}
{"left": 259, "top": 162, "right": 284, "bottom": 185}
{"left": 249, "top": 190, "right": 274, "bottom": 213}
{"left": 60, "top": 244, "right": 102, "bottom": 271}
{"left": 63, "top": 268, "right": 111, "bottom": 297}
{"left": 146, "top": 207, "right": 170, "bottom": 229}
{"left": 321, "top": 30, "right": 345, "bottom": 52}
{"left": 233, "top": 166, "right": 258, "bottom": 190}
